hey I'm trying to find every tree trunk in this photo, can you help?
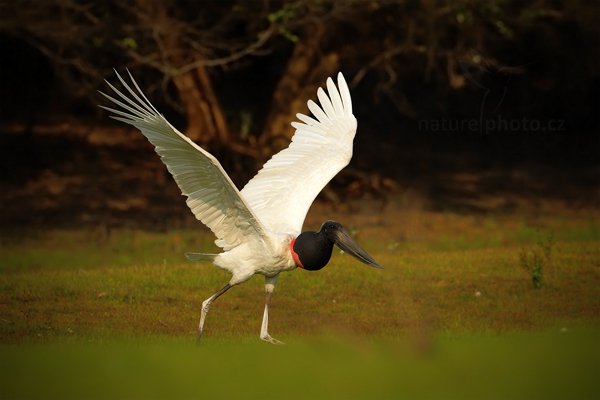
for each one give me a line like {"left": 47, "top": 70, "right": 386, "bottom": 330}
{"left": 135, "top": 0, "right": 230, "bottom": 146}
{"left": 171, "top": 67, "right": 230, "bottom": 146}
{"left": 261, "top": 24, "right": 340, "bottom": 157}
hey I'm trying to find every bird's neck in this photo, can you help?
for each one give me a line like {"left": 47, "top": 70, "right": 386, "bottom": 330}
{"left": 292, "top": 231, "right": 333, "bottom": 271}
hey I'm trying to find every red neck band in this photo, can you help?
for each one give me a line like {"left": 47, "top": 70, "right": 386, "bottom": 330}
{"left": 289, "top": 238, "right": 304, "bottom": 269}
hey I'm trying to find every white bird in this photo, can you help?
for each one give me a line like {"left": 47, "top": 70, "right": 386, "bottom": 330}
{"left": 100, "top": 70, "right": 382, "bottom": 344}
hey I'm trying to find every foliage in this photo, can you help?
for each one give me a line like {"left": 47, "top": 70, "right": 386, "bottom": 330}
{"left": 1, "top": 0, "right": 598, "bottom": 152}
{"left": 1, "top": 0, "right": 598, "bottom": 209}
{"left": 519, "top": 232, "right": 555, "bottom": 289}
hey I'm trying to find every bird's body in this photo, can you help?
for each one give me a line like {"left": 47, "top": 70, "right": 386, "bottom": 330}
{"left": 215, "top": 232, "right": 296, "bottom": 282}
{"left": 100, "top": 71, "right": 381, "bottom": 344}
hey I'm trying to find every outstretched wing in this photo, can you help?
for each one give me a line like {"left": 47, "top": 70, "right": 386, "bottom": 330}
{"left": 241, "top": 72, "right": 357, "bottom": 235}
{"left": 99, "top": 70, "right": 267, "bottom": 251}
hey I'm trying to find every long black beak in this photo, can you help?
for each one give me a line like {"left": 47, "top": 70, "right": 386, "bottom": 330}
{"left": 331, "top": 227, "right": 383, "bottom": 269}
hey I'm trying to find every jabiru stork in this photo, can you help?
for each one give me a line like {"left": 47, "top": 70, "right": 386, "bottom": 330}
{"left": 100, "top": 70, "right": 382, "bottom": 344}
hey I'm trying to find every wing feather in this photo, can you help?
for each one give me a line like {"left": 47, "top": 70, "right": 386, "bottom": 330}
{"left": 100, "top": 70, "right": 267, "bottom": 250}
{"left": 317, "top": 87, "right": 336, "bottom": 118}
{"left": 306, "top": 99, "right": 330, "bottom": 125}
{"left": 326, "top": 77, "right": 345, "bottom": 116}
{"left": 338, "top": 73, "right": 353, "bottom": 115}
{"left": 241, "top": 72, "right": 357, "bottom": 235}
{"left": 295, "top": 113, "right": 322, "bottom": 128}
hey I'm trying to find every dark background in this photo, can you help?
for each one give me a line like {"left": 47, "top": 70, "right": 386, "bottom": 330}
{"left": 1, "top": 0, "right": 598, "bottom": 230}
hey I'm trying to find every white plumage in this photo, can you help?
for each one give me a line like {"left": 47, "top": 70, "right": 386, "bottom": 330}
{"left": 100, "top": 70, "right": 362, "bottom": 344}
{"left": 241, "top": 75, "right": 357, "bottom": 235}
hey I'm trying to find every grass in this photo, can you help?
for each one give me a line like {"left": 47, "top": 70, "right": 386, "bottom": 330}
{"left": 2, "top": 330, "right": 599, "bottom": 400}
{"left": 1, "top": 205, "right": 599, "bottom": 398}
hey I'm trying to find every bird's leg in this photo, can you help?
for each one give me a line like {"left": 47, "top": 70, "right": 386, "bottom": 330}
{"left": 197, "top": 283, "right": 232, "bottom": 341}
{"left": 260, "top": 275, "right": 284, "bottom": 345}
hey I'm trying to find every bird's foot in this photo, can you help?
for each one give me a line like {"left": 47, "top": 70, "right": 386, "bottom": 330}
{"left": 260, "top": 334, "right": 285, "bottom": 345}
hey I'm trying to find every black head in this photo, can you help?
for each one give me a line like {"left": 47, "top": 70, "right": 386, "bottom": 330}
{"left": 292, "top": 220, "right": 382, "bottom": 271}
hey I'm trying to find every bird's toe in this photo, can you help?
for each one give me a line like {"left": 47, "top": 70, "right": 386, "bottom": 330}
{"left": 261, "top": 335, "right": 285, "bottom": 345}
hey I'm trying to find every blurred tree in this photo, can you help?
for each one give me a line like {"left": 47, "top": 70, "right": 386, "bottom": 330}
{"left": 260, "top": 1, "right": 343, "bottom": 154}
{"left": 1, "top": 0, "right": 598, "bottom": 229}
{"left": 1, "top": 0, "right": 597, "bottom": 167}
{"left": 1, "top": 0, "right": 275, "bottom": 153}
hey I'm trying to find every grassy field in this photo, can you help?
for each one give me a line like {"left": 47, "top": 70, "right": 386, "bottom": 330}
{"left": 1, "top": 204, "right": 599, "bottom": 398}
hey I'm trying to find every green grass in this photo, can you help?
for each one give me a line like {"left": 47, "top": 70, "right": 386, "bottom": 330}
{"left": 1, "top": 207, "right": 599, "bottom": 398}
{"left": 1, "top": 331, "right": 599, "bottom": 400}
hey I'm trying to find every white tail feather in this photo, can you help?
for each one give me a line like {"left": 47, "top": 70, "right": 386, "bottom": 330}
{"left": 185, "top": 252, "right": 217, "bottom": 262}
